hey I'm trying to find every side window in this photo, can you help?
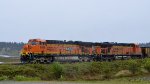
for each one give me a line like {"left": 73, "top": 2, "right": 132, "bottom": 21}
{"left": 36, "top": 42, "right": 40, "bottom": 45}
{"left": 31, "top": 42, "right": 36, "bottom": 45}
{"left": 28, "top": 42, "right": 38, "bottom": 45}
{"left": 40, "top": 42, "right": 46, "bottom": 45}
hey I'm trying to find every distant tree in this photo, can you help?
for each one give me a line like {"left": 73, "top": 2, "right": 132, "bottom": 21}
{"left": 140, "top": 42, "right": 150, "bottom": 47}
{"left": 0, "top": 42, "right": 25, "bottom": 56}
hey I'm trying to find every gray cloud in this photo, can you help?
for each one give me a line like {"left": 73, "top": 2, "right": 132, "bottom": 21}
{"left": 0, "top": 0, "right": 150, "bottom": 43}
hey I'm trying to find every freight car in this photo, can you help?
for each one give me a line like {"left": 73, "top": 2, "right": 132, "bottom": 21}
{"left": 141, "top": 47, "right": 150, "bottom": 58}
{"left": 20, "top": 39, "right": 146, "bottom": 63}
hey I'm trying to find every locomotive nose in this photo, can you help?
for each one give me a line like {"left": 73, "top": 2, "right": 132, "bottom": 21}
{"left": 20, "top": 44, "right": 30, "bottom": 55}
{"left": 23, "top": 45, "right": 28, "bottom": 50}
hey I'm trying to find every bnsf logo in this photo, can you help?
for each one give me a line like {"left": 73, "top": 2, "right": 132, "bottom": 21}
{"left": 66, "top": 47, "right": 73, "bottom": 51}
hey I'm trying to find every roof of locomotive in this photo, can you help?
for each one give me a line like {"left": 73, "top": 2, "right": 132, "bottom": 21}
{"left": 29, "top": 39, "right": 46, "bottom": 42}
{"left": 45, "top": 40, "right": 135, "bottom": 47}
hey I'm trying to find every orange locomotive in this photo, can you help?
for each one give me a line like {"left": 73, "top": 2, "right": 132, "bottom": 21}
{"left": 20, "top": 39, "right": 142, "bottom": 63}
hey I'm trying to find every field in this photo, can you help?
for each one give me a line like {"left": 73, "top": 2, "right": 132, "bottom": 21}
{"left": 0, "top": 58, "right": 150, "bottom": 83}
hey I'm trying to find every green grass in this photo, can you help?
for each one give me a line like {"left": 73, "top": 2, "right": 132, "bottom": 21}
{"left": 0, "top": 58, "right": 150, "bottom": 81}
{"left": 0, "top": 76, "right": 8, "bottom": 81}
{"left": 14, "top": 75, "right": 41, "bottom": 81}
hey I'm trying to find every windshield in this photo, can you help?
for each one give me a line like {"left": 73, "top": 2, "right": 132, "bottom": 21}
{"left": 28, "top": 41, "right": 39, "bottom": 45}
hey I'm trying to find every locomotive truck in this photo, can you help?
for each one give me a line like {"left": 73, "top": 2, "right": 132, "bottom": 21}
{"left": 20, "top": 39, "right": 150, "bottom": 63}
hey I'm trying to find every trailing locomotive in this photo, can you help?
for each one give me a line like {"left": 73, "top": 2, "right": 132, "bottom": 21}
{"left": 20, "top": 39, "right": 147, "bottom": 63}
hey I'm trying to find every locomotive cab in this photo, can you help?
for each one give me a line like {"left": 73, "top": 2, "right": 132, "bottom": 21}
{"left": 28, "top": 39, "right": 46, "bottom": 45}
{"left": 27, "top": 39, "right": 46, "bottom": 54}
{"left": 20, "top": 39, "right": 47, "bottom": 63}
{"left": 20, "top": 39, "right": 46, "bottom": 57}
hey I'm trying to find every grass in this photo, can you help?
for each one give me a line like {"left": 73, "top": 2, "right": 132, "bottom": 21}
{"left": 0, "top": 76, "right": 8, "bottom": 81}
{"left": 14, "top": 75, "right": 41, "bottom": 81}
{"left": 0, "top": 58, "right": 150, "bottom": 81}
{"left": 51, "top": 62, "right": 63, "bottom": 79}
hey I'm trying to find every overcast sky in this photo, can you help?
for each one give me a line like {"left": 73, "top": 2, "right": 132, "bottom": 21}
{"left": 0, "top": 0, "right": 150, "bottom": 43}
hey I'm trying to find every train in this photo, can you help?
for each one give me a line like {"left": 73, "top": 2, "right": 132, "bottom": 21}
{"left": 20, "top": 39, "right": 150, "bottom": 63}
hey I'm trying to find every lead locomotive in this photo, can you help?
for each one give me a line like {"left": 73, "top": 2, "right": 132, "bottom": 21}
{"left": 20, "top": 39, "right": 149, "bottom": 63}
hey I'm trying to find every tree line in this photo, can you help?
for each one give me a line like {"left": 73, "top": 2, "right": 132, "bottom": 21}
{"left": 0, "top": 42, "right": 25, "bottom": 56}
{"left": 140, "top": 43, "right": 150, "bottom": 47}
{"left": 0, "top": 42, "right": 149, "bottom": 56}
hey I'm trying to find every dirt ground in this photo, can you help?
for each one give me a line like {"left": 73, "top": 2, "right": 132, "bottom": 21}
{"left": 0, "top": 81, "right": 149, "bottom": 84}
